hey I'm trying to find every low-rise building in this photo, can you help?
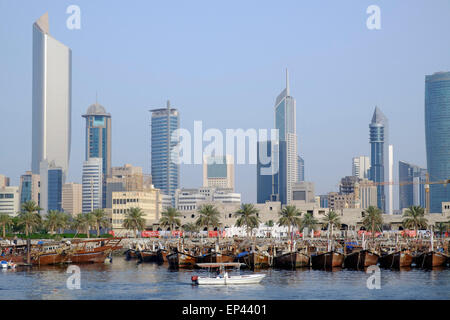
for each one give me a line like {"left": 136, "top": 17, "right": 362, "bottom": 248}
{"left": 175, "top": 187, "right": 241, "bottom": 212}
{"left": 0, "top": 186, "right": 20, "bottom": 216}
{"left": 62, "top": 183, "right": 82, "bottom": 216}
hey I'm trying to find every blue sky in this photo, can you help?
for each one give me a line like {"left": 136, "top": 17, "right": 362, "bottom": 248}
{"left": 1, "top": 0, "right": 450, "bottom": 207}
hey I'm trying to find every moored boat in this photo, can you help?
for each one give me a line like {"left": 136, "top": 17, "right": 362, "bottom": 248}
{"left": 379, "top": 250, "right": 413, "bottom": 269}
{"left": 415, "top": 251, "right": 448, "bottom": 268}
{"left": 274, "top": 251, "right": 310, "bottom": 269}
{"left": 192, "top": 263, "right": 265, "bottom": 285}
{"left": 241, "top": 252, "right": 270, "bottom": 269}
{"left": 167, "top": 251, "right": 197, "bottom": 269}
{"left": 344, "top": 250, "right": 379, "bottom": 269}
{"left": 311, "top": 251, "right": 344, "bottom": 269}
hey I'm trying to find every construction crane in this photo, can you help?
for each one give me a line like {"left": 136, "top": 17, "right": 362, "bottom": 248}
{"left": 370, "top": 174, "right": 450, "bottom": 214}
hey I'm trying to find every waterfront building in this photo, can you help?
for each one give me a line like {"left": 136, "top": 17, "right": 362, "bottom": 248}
{"left": 19, "top": 171, "right": 40, "bottom": 205}
{"left": 82, "top": 102, "right": 111, "bottom": 208}
{"left": 352, "top": 156, "right": 370, "bottom": 179}
{"left": 150, "top": 101, "right": 180, "bottom": 203}
{"left": 425, "top": 71, "right": 450, "bottom": 213}
{"left": 39, "top": 160, "right": 63, "bottom": 213}
{"left": 106, "top": 164, "right": 144, "bottom": 208}
{"left": 291, "top": 181, "right": 315, "bottom": 203}
{"left": 82, "top": 158, "right": 102, "bottom": 213}
{"left": 0, "top": 186, "right": 20, "bottom": 216}
{"left": 398, "top": 161, "right": 427, "bottom": 210}
{"left": 203, "top": 155, "right": 235, "bottom": 190}
{"left": 297, "top": 156, "right": 305, "bottom": 182}
{"left": 110, "top": 188, "right": 162, "bottom": 231}
{"left": 369, "top": 106, "right": 388, "bottom": 212}
{"left": 175, "top": 187, "right": 241, "bottom": 212}
{"left": 31, "top": 13, "right": 71, "bottom": 182}
{"left": 0, "top": 175, "right": 10, "bottom": 188}
{"left": 62, "top": 183, "right": 82, "bottom": 216}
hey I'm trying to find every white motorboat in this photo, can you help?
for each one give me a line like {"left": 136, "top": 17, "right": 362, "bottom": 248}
{"left": 191, "top": 263, "right": 266, "bottom": 285}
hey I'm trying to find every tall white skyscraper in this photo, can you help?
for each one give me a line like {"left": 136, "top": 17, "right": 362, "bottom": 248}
{"left": 388, "top": 144, "right": 394, "bottom": 214}
{"left": 352, "top": 156, "right": 371, "bottom": 179}
{"left": 31, "top": 13, "right": 72, "bottom": 182}
{"left": 82, "top": 158, "right": 103, "bottom": 213}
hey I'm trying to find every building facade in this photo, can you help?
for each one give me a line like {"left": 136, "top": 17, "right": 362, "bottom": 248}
{"left": 82, "top": 102, "right": 111, "bottom": 208}
{"left": 399, "top": 161, "right": 427, "bottom": 210}
{"left": 0, "top": 175, "right": 10, "bottom": 188}
{"left": 175, "top": 187, "right": 241, "bottom": 212}
{"left": 354, "top": 179, "right": 378, "bottom": 209}
{"left": 62, "top": 183, "right": 82, "bottom": 216}
{"left": 150, "top": 101, "right": 180, "bottom": 203}
{"left": 19, "top": 171, "right": 40, "bottom": 206}
{"left": 106, "top": 164, "right": 144, "bottom": 208}
{"left": 369, "top": 106, "right": 388, "bottom": 212}
{"left": 39, "top": 160, "right": 63, "bottom": 213}
{"left": 352, "top": 156, "right": 370, "bottom": 179}
{"left": 0, "top": 186, "right": 20, "bottom": 216}
{"left": 82, "top": 158, "right": 102, "bottom": 213}
{"left": 31, "top": 13, "right": 71, "bottom": 182}
{"left": 291, "top": 181, "right": 315, "bottom": 203}
{"left": 425, "top": 71, "right": 450, "bottom": 213}
{"left": 297, "top": 156, "right": 305, "bottom": 182}
{"left": 203, "top": 155, "right": 235, "bottom": 190}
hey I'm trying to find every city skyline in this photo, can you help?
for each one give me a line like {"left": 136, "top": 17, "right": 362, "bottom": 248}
{"left": 2, "top": 2, "right": 450, "bottom": 207}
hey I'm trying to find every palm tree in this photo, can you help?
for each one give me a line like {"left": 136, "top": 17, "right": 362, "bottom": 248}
{"left": 322, "top": 210, "right": 341, "bottom": 238}
{"left": 44, "top": 210, "right": 66, "bottom": 234}
{"left": 159, "top": 207, "right": 182, "bottom": 232}
{"left": 122, "top": 207, "right": 146, "bottom": 237}
{"left": 0, "top": 214, "right": 13, "bottom": 238}
{"left": 278, "top": 205, "right": 302, "bottom": 239}
{"left": 182, "top": 222, "right": 199, "bottom": 238}
{"left": 402, "top": 205, "right": 427, "bottom": 238}
{"left": 73, "top": 213, "right": 96, "bottom": 238}
{"left": 299, "top": 212, "right": 319, "bottom": 235}
{"left": 435, "top": 222, "right": 448, "bottom": 238}
{"left": 265, "top": 220, "right": 274, "bottom": 227}
{"left": 18, "top": 201, "right": 43, "bottom": 237}
{"left": 234, "top": 203, "right": 261, "bottom": 238}
{"left": 195, "top": 204, "right": 220, "bottom": 233}
{"left": 91, "top": 209, "right": 110, "bottom": 237}
{"left": 362, "top": 206, "right": 383, "bottom": 243}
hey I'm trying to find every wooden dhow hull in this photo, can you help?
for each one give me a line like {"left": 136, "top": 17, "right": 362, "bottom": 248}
{"left": 344, "top": 250, "right": 379, "bottom": 269}
{"left": 415, "top": 251, "right": 448, "bottom": 268}
{"left": 379, "top": 251, "right": 413, "bottom": 269}
{"left": 167, "top": 252, "right": 197, "bottom": 269}
{"left": 311, "top": 251, "right": 344, "bottom": 269}
{"left": 240, "top": 252, "right": 270, "bottom": 269}
{"left": 274, "top": 252, "right": 310, "bottom": 269}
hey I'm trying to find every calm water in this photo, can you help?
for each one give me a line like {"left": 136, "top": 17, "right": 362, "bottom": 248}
{"left": 0, "top": 258, "right": 448, "bottom": 300}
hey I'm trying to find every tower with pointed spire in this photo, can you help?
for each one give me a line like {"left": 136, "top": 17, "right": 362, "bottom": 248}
{"left": 369, "top": 106, "right": 388, "bottom": 212}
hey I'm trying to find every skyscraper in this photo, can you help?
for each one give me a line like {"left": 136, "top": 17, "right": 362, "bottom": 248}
{"left": 19, "top": 171, "right": 40, "bottom": 205}
{"left": 369, "top": 106, "right": 388, "bottom": 212}
{"left": 82, "top": 102, "right": 111, "bottom": 208}
{"left": 203, "top": 155, "right": 235, "bottom": 190}
{"left": 39, "top": 160, "right": 63, "bottom": 213}
{"left": 62, "top": 183, "right": 82, "bottom": 216}
{"left": 297, "top": 156, "right": 305, "bottom": 182}
{"left": 274, "top": 69, "right": 298, "bottom": 204}
{"left": 352, "top": 156, "right": 370, "bottom": 179}
{"left": 31, "top": 13, "right": 72, "bottom": 182}
{"left": 82, "top": 158, "right": 102, "bottom": 213}
{"left": 256, "top": 140, "right": 279, "bottom": 203}
{"left": 425, "top": 71, "right": 450, "bottom": 213}
{"left": 150, "top": 101, "right": 180, "bottom": 202}
{"left": 398, "top": 161, "right": 427, "bottom": 210}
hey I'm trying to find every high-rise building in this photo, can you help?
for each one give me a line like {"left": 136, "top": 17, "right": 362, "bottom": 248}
{"left": 203, "top": 155, "right": 235, "bottom": 190}
{"left": 150, "top": 101, "right": 180, "bottom": 203}
{"left": 387, "top": 144, "right": 394, "bottom": 214}
{"left": 0, "top": 186, "right": 20, "bottom": 216}
{"left": 82, "top": 102, "right": 111, "bottom": 208}
{"left": 354, "top": 179, "right": 378, "bottom": 209}
{"left": 399, "top": 161, "right": 427, "bottom": 211}
{"left": 256, "top": 140, "right": 279, "bottom": 203}
{"left": 297, "top": 156, "right": 305, "bottom": 182}
{"left": 19, "top": 171, "right": 40, "bottom": 205}
{"left": 425, "top": 72, "right": 450, "bottom": 213}
{"left": 31, "top": 13, "right": 71, "bottom": 182}
{"left": 82, "top": 158, "right": 102, "bottom": 213}
{"left": 105, "top": 164, "right": 144, "bottom": 208}
{"left": 339, "top": 176, "right": 361, "bottom": 194}
{"left": 0, "top": 175, "right": 10, "bottom": 188}
{"left": 39, "top": 160, "right": 63, "bottom": 213}
{"left": 369, "top": 106, "right": 388, "bottom": 212}
{"left": 274, "top": 69, "right": 298, "bottom": 204}
{"left": 352, "top": 156, "right": 370, "bottom": 179}
{"left": 62, "top": 183, "right": 82, "bottom": 216}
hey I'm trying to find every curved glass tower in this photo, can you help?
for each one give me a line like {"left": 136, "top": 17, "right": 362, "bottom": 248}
{"left": 31, "top": 13, "right": 72, "bottom": 182}
{"left": 369, "top": 107, "right": 387, "bottom": 212}
{"left": 425, "top": 72, "right": 450, "bottom": 213}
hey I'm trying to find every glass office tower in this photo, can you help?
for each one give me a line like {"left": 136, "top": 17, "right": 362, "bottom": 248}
{"left": 82, "top": 103, "right": 111, "bottom": 208}
{"left": 31, "top": 13, "right": 72, "bottom": 182}
{"left": 398, "top": 161, "right": 427, "bottom": 210}
{"left": 369, "top": 107, "right": 388, "bottom": 212}
{"left": 425, "top": 72, "right": 450, "bottom": 213}
{"left": 150, "top": 101, "right": 180, "bottom": 202}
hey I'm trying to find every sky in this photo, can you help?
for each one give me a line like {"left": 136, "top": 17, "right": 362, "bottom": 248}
{"left": 1, "top": 0, "right": 450, "bottom": 208}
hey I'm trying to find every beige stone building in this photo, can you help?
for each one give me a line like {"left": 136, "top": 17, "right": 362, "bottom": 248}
{"left": 110, "top": 188, "right": 162, "bottom": 231}
{"left": 0, "top": 175, "right": 10, "bottom": 188}
{"left": 62, "top": 183, "right": 82, "bottom": 216}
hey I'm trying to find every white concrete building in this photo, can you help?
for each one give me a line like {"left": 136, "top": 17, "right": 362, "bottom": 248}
{"left": 203, "top": 155, "right": 235, "bottom": 190}
{"left": 0, "top": 186, "right": 20, "bottom": 216}
{"left": 175, "top": 187, "right": 241, "bottom": 212}
{"left": 82, "top": 158, "right": 102, "bottom": 213}
{"left": 352, "top": 156, "right": 371, "bottom": 179}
